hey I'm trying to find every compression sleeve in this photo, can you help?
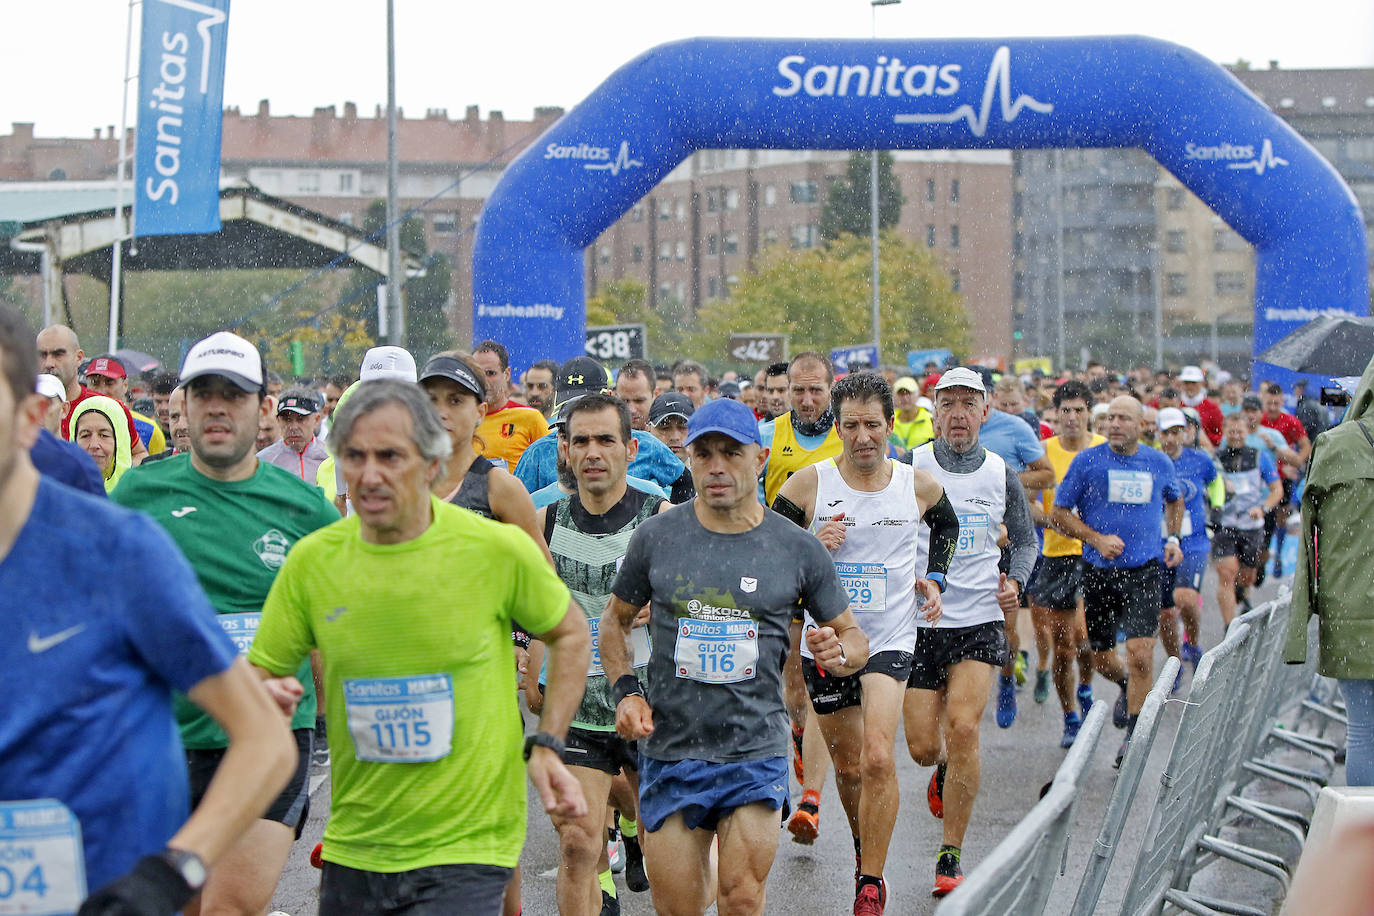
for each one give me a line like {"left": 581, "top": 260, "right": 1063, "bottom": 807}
{"left": 770, "top": 493, "right": 807, "bottom": 528}
{"left": 1003, "top": 467, "right": 1039, "bottom": 587}
{"left": 922, "top": 491, "right": 959, "bottom": 578}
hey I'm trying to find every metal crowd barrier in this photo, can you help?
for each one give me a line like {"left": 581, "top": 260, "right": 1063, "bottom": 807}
{"left": 933, "top": 701, "right": 1109, "bottom": 916}
{"left": 1068, "top": 657, "right": 1180, "bottom": 916}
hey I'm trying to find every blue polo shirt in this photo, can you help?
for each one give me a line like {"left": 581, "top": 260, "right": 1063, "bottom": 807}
{"left": 1055, "top": 442, "right": 1181, "bottom": 569}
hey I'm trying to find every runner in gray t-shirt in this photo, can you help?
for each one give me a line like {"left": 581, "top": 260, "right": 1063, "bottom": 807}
{"left": 601, "top": 397, "right": 864, "bottom": 916}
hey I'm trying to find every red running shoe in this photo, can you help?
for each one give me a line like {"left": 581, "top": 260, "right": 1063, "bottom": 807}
{"left": 927, "top": 763, "right": 946, "bottom": 819}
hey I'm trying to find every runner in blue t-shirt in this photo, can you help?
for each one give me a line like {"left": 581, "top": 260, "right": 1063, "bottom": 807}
{"left": 1052, "top": 396, "right": 1184, "bottom": 767}
{"left": 0, "top": 305, "right": 297, "bottom": 915}
{"left": 1156, "top": 408, "right": 1217, "bottom": 686}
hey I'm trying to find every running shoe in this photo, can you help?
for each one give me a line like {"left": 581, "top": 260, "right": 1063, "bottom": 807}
{"left": 1076, "top": 684, "right": 1094, "bottom": 720}
{"left": 623, "top": 833, "right": 649, "bottom": 892}
{"left": 1060, "top": 712, "right": 1081, "bottom": 749}
{"left": 788, "top": 789, "right": 821, "bottom": 844}
{"left": 790, "top": 721, "right": 805, "bottom": 784}
{"left": 600, "top": 889, "right": 620, "bottom": 916}
{"left": 312, "top": 718, "right": 330, "bottom": 769}
{"left": 1112, "top": 686, "right": 1129, "bottom": 729}
{"left": 1180, "top": 640, "right": 1203, "bottom": 669}
{"left": 1033, "top": 669, "right": 1051, "bottom": 705}
{"left": 1114, "top": 735, "right": 1128, "bottom": 769}
{"left": 309, "top": 843, "right": 323, "bottom": 869}
{"left": 996, "top": 674, "right": 1017, "bottom": 728}
{"left": 1014, "top": 650, "right": 1029, "bottom": 686}
{"left": 1272, "top": 558, "right": 1284, "bottom": 579}
{"left": 927, "top": 764, "right": 946, "bottom": 819}
{"left": 854, "top": 878, "right": 886, "bottom": 915}
{"left": 932, "top": 850, "right": 963, "bottom": 897}
{"left": 607, "top": 831, "right": 624, "bottom": 874}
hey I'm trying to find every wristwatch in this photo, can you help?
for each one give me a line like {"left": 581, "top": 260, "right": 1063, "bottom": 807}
{"left": 523, "top": 731, "right": 566, "bottom": 762}
{"left": 158, "top": 848, "right": 207, "bottom": 892}
{"left": 611, "top": 673, "right": 644, "bottom": 706}
{"left": 1166, "top": 534, "right": 1181, "bottom": 546}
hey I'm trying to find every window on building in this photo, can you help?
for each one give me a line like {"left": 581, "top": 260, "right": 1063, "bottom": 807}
{"left": 659, "top": 242, "right": 671, "bottom": 262}
{"left": 256, "top": 169, "right": 281, "bottom": 191}
{"left": 790, "top": 181, "right": 818, "bottom": 203}
{"left": 1166, "top": 230, "right": 1187, "bottom": 252}
{"left": 658, "top": 201, "right": 671, "bottom": 221}
{"left": 950, "top": 225, "right": 960, "bottom": 249}
{"left": 1013, "top": 272, "right": 1024, "bottom": 299}
{"left": 1215, "top": 271, "right": 1248, "bottom": 296}
{"left": 1166, "top": 273, "right": 1188, "bottom": 296}
{"left": 433, "top": 212, "right": 458, "bottom": 235}
{"left": 950, "top": 269, "right": 961, "bottom": 292}
{"left": 707, "top": 234, "right": 718, "bottom": 256}
{"left": 725, "top": 188, "right": 740, "bottom": 211}
{"left": 631, "top": 245, "right": 643, "bottom": 263}
{"left": 950, "top": 179, "right": 960, "bottom": 204}
{"left": 659, "top": 282, "right": 671, "bottom": 301}
{"left": 926, "top": 178, "right": 935, "bottom": 202}
{"left": 1166, "top": 187, "right": 1186, "bottom": 210}
{"left": 926, "top": 225, "right": 936, "bottom": 248}
{"left": 764, "top": 185, "right": 778, "bottom": 206}
{"left": 706, "top": 190, "right": 718, "bottom": 213}
{"left": 763, "top": 227, "right": 778, "bottom": 246}
{"left": 790, "top": 224, "right": 818, "bottom": 249}
{"left": 298, "top": 172, "right": 320, "bottom": 193}
{"left": 338, "top": 212, "right": 354, "bottom": 226}
{"left": 599, "top": 246, "right": 611, "bottom": 265}
{"left": 1213, "top": 228, "right": 1247, "bottom": 251}
{"left": 675, "top": 199, "right": 686, "bottom": 221}
{"left": 631, "top": 204, "right": 644, "bottom": 222}
{"left": 338, "top": 172, "right": 354, "bottom": 193}
{"left": 675, "top": 241, "right": 686, "bottom": 261}
{"left": 723, "top": 232, "right": 739, "bottom": 255}
{"left": 708, "top": 276, "right": 719, "bottom": 298}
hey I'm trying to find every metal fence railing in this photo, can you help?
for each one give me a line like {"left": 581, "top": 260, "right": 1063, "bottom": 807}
{"left": 933, "top": 701, "right": 1108, "bottom": 916}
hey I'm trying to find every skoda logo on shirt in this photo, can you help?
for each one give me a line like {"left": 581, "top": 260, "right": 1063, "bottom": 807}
{"left": 253, "top": 529, "right": 291, "bottom": 570}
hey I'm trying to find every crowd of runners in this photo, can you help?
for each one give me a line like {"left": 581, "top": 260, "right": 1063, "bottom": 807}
{"left": 0, "top": 302, "right": 1330, "bottom": 915}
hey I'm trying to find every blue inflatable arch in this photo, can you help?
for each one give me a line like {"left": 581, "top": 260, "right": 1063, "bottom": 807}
{"left": 472, "top": 35, "right": 1368, "bottom": 376}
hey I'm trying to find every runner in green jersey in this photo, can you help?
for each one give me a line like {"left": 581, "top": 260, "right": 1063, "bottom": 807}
{"left": 249, "top": 380, "right": 591, "bottom": 916}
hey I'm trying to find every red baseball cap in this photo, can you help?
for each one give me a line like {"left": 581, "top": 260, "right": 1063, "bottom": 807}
{"left": 86, "top": 357, "right": 127, "bottom": 380}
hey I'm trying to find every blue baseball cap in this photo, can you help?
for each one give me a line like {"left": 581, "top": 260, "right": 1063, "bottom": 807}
{"left": 685, "top": 397, "right": 762, "bottom": 447}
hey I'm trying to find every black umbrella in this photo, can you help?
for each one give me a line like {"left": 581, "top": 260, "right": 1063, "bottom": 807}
{"left": 111, "top": 348, "right": 163, "bottom": 375}
{"left": 1256, "top": 316, "right": 1374, "bottom": 377}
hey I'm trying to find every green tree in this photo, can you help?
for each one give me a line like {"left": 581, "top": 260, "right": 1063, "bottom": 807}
{"left": 352, "top": 200, "right": 454, "bottom": 358}
{"left": 819, "top": 152, "right": 904, "bottom": 243}
{"left": 586, "top": 278, "right": 682, "bottom": 359}
{"left": 693, "top": 232, "right": 969, "bottom": 366}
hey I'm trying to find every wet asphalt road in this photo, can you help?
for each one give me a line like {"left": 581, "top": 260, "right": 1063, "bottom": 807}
{"left": 270, "top": 563, "right": 1326, "bottom": 915}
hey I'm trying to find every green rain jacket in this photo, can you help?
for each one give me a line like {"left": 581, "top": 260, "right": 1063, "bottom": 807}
{"left": 1284, "top": 359, "right": 1374, "bottom": 678}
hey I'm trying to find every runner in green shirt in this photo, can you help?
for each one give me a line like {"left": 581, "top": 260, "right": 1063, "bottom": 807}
{"left": 249, "top": 379, "right": 591, "bottom": 916}
{"left": 111, "top": 331, "right": 337, "bottom": 916}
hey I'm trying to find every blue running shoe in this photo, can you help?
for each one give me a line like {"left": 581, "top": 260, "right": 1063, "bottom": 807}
{"left": 1180, "top": 641, "right": 1203, "bottom": 669}
{"left": 1033, "top": 669, "right": 1051, "bottom": 705}
{"left": 1076, "top": 684, "right": 1094, "bottom": 720}
{"left": 1171, "top": 663, "right": 1184, "bottom": 695}
{"left": 1060, "top": 712, "right": 1081, "bottom": 748}
{"left": 996, "top": 675, "right": 1017, "bottom": 728}
{"left": 1112, "top": 686, "right": 1129, "bottom": 729}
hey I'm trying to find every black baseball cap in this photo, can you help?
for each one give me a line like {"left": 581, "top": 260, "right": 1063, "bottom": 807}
{"left": 649, "top": 391, "right": 694, "bottom": 426}
{"left": 419, "top": 355, "right": 486, "bottom": 402}
{"left": 718, "top": 381, "right": 742, "bottom": 399}
{"left": 556, "top": 357, "right": 610, "bottom": 402}
{"left": 277, "top": 394, "right": 321, "bottom": 416}
{"left": 1242, "top": 394, "right": 1263, "bottom": 410}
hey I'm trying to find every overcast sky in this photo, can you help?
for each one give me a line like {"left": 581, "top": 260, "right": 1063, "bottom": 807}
{"left": 4, "top": 0, "right": 1373, "bottom": 137}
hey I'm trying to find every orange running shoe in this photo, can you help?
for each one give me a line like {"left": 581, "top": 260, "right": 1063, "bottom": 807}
{"left": 931, "top": 849, "right": 963, "bottom": 897}
{"left": 787, "top": 789, "right": 821, "bottom": 844}
{"left": 926, "top": 763, "right": 946, "bottom": 819}
{"left": 790, "top": 722, "right": 805, "bottom": 783}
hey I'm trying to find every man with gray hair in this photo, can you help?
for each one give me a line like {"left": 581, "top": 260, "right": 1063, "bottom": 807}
{"left": 257, "top": 385, "right": 328, "bottom": 483}
{"left": 248, "top": 380, "right": 591, "bottom": 916}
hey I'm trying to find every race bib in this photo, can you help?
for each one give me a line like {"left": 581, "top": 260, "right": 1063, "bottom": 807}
{"left": 1224, "top": 471, "right": 1254, "bottom": 496}
{"left": 955, "top": 511, "right": 989, "bottom": 557}
{"left": 1161, "top": 516, "right": 1194, "bottom": 538}
{"left": 217, "top": 612, "right": 260, "bottom": 656}
{"left": 835, "top": 562, "right": 887, "bottom": 613}
{"left": 1108, "top": 470, "right": 1152, "bottom": 504}
{"left": 345, "top": 675, "right": 453, "bottom": 763}
{"left": 0, "top": 799, "right": 85, "bottom": 916}
{"left": 674, "top": 618, "right": 758, "bottom": 684}
{"left": 587, "top": 616, "right": 651, "bottom": 677}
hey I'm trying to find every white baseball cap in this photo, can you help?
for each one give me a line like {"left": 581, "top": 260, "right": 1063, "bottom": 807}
{"left": 180, "top": 331, "right": 263, "bottom": 391}
{"left": 1157, "top": 407, "right": 1187, "bottom": 431}
{"left": 1178, "top": 365, "right": 1206, "bottom": 383}
{"left": 933, "top": 366, "right": 986, "bottom": 394}
{"left": 35, "top": 374, "right": 66, "bottom": 402}
{"left": 360, "top": 346, "right": 417, "bottom": 382}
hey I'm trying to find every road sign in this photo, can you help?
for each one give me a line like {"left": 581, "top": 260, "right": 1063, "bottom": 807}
{"left": 830, "top": 344, "right": 878, "bottom": 374}
{"left": 728, "top": 333, "right": 788, "bottom": 364}
{"left": 584, "top": 324, "right": 646, "bottom": 363}
{"left": 907, "top": 348, "right": 953, "bottom": 372}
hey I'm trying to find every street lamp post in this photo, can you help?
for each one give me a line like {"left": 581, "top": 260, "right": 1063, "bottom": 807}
{"left": 385, "top": 0, "right": 404, "bottom": 346}
{"left": 870, "top": 0, "right": 900, "bottom": 366}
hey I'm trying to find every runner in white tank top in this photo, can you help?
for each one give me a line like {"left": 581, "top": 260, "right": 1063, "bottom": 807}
{"left": 772, "top": 373, "right": 958, "bottom": 914}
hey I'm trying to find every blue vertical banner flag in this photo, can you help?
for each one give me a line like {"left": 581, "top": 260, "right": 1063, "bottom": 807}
{"left": 134, "top": 0, "right": 230, "bottom": 237}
